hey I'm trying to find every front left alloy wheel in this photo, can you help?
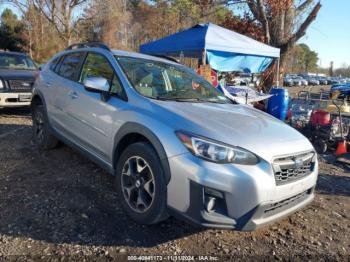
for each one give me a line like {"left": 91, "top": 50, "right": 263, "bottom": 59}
{"left": 115, "top": 142, "right": 168, "bottom": 225}
{"left": 121, "top": 156, "right": 156, "bottom": 213}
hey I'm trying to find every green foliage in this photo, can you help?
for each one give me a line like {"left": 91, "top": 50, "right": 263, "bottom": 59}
{"left": 0, "top": 9, "right": 26, "bottom": 52}
{"left": 299, "top": 43, "right": 318, "bottom": 72}
{"left": 285, "top": 43, "right": 319, "bottom": 73}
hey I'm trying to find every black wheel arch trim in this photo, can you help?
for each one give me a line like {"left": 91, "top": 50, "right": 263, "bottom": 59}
{"left": 113, "top": 122, "right": 171, "bottom": 184}
{"left": 31, "top": 89, "right": 47, "bottom": 109}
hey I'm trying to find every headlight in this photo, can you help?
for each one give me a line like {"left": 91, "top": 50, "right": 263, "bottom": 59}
{"left": 176, "top": 131, "right": 259, "bottom": 165}
{"left": 0, "top": 79, "right": 3, "bottom": 89}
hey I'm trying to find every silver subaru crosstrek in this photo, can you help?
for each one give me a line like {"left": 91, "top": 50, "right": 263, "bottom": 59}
{"left": 31, "top": 43, "right": 318, "bottom": 230}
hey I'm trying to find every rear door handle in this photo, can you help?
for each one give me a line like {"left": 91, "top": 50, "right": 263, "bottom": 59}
{"left": 45, "top": 82, "right": 52, "bottom": 88}
{"left": 68, "top": 91, "right": 78, "bottom": 99}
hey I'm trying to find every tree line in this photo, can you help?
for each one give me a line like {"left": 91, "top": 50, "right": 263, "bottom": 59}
{"left": 284, "top": 43, "right": 318, "bottom": 74}
{"left": 0, "top": 0, "right": 325, "bottom": 86}
{"left": 1, "top": 0, "right": 232, "bottom": 63}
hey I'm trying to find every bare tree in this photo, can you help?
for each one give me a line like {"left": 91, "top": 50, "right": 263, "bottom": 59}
{"left": 9, "top": 0, "right": 87, "bottom": 46}
{"left": 220, "top": 0, "right": 321, "bottom": 89}
{"left": 81, "top": 0, "right": 132, "bottom": 49}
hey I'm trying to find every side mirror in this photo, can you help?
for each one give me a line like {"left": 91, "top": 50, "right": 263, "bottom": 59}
{"left": 84, "top": 76, "right": 110, "bottom": 93}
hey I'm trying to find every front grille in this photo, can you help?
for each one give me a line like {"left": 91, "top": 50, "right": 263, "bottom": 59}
{"left": 8, "top": 79, "right": 33, "bottom": 92}
{"left": 263, "top": 189, "right": 312, "bottom": 217}
{"left": 273, "top": 152, "right": 315, "bottom": 185}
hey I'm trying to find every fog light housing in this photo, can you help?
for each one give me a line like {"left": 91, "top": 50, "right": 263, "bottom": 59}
{"left": 204, "top": 187, "right": 227, "bottom": 215}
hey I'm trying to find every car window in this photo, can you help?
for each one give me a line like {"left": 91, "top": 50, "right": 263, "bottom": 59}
{"left": 110, "top": 74, "right": 124, "bottom": 97}
{"left": 0, "top": 53, "right": 37, "bottom": 70}
{"left": 49, "top": 56, "right": 61, "bottom": 72}
{"left": 57, "top": 52, "right": 85, "bottom": 81}
{"left": 80, "top": 52, "right": 124, "bottom": 98}
{"left": 116, "top": 56, "right": 230, "bottom": 103}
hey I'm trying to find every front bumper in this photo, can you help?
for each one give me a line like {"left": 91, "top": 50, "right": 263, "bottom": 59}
{"left": 0, "top": 92, "right": 32, "bottom": 107}
{"left": 167, "top": 152, "right": 318, "bottom": 230}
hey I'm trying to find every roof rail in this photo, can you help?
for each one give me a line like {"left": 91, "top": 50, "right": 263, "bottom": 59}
{"left": 153, "top": 55, "right": 180, "bottom": 63}
{"left": 65, "top": 42, "right": 111, "bottom": 51}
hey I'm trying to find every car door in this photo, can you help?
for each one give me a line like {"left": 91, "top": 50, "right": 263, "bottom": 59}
{"left": 42, "top": 52, "right": 86, "bottom": 134}
{"left": 40, "top": 55, "right": 64, "bottom": 128}
{"left": 66, "top": 52, "right": 127, "bottom": 162}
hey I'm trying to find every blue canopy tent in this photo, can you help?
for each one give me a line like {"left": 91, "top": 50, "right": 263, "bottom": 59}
{"left": 140, "top": 23, "right": 280, "bottom": 82}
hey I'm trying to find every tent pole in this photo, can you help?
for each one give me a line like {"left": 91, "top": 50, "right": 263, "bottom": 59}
{"left": 276, "top": 58, "right": 280, "bottom": 87}
{"left": 202, "top": 49, "right": 207, "bottom": 66}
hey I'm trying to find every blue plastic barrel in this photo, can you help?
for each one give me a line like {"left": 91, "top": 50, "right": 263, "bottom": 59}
{"left": 267, "top": 88, "right": 289, "bottom": 121}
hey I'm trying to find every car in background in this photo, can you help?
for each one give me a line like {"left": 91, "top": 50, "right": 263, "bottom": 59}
{"left": 307, "top": 77, "right": 320, "bottom": 86}
{"left": 299, "top": 77, "right": 308, "bottom": 86}
{"left": 331, "top": 82, "right": 350, "bottom": 96}
{"left": 0, "top": 51, "right": 38, "bottom": 108}
{"left": 316, "top": 77, "right": 328, "bottom": 85}
{"left": 291, "top": 76, "right": 307, "bottom": 86}
{"left": 31, "top": 42, "right": 318, "bottom": 230}
{"left": 283, "top": 77, "right": 294, "bottom": 87}
{"left": 327, "top": 77, "right": 341, "bottom": 85}
{"left": 339, "top": 78, "right": 347, "bottom": 84}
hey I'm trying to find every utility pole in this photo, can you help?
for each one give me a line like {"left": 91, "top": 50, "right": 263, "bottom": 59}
{"left": 329, "top": 61, "right": 334, "bottom": 77}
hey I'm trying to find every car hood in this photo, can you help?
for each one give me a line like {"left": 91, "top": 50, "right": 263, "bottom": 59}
{"left": 0, "top": 69, "right": 37, "bottom": 80}
{"left": 153, "top": 101, "right": 314, "bottom": 161}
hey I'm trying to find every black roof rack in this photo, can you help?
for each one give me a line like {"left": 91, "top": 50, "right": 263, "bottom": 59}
{"left": 65, "top": 42, "right": 111, "bottom": 51}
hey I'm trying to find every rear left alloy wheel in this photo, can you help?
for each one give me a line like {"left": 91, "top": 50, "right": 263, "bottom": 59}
{"left": 32, "top": 104, "right": 59, "bottom": 149}
{"left": 115, "top": 142, "right": 168, "bottom": 225}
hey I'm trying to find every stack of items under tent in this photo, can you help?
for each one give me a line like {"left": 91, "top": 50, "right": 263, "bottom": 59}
{"left": 140, "top": 23, "right": 283, "bottom": 117}
{"left": 219, "top": 85, "right": 272, "bottom": 105}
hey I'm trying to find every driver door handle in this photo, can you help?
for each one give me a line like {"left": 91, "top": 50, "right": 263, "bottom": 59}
{"left": 68, "top": 91, "right": 78, "bottom": 99}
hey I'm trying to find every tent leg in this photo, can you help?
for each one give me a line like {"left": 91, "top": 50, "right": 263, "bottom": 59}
{"left": 202, "top": 50, "right": 207, "bottom": 66}
{"left": 276, "top": 58, "right": 280, "bottom": 87}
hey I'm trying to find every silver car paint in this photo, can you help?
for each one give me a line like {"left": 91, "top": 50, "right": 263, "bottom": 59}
{"left": 34, "top": 47, "right": 318, "bottom": 229}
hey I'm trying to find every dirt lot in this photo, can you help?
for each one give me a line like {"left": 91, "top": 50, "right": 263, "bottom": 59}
{"left": 286, "top": 84, "right": 331, "bottom": 98}
{"left": 0, "top": 108, "right": 349, "bottom": 261}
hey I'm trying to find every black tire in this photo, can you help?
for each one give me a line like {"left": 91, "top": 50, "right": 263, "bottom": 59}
{"left": 115, "top": 142, "right": 168, "bottom": 225}
{"left": 314, "top": 140, "right": 327, "bottom": 154}
{"left": 32, "top": 104, "right": 59, "bottom": 149}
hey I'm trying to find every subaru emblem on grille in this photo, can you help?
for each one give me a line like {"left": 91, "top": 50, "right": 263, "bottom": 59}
{"left": 294, "top": 158, "right": 304, "bottom": 168}
{"left": 22, "top": 82, "right": 30, "bottom": 87}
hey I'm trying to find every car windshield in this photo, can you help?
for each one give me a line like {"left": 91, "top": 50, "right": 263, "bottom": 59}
{"left": 115, "top": 56, "right": 231, "bottom": 103}
{"left": 0, "top": 54, "right": 37, "bottom": 70}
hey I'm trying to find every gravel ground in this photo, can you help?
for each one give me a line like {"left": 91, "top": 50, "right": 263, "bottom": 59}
{"left": 0, "top": 108, "right": 349, "bottom": 261}
{"left": 286, "top": 84, "right": 331, "bottom": 98}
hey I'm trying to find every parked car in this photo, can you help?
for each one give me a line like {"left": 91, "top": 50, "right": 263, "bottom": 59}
{"left": 31, "top": 43, "right": 318, "bottom": 230}
{"left": 307, "top": 77, "right": 320, "bottom": 86}
{"left": 283, "top": 77, "right": 294, "bottom": 87}
{"left": 291, "top": 76, "right": 307, "bottom": 86}
{"left": 316, "top": 77, "right": 328, "bottom": 85}
{"left": 331, "top": 82, "right": 350, "bottom": 96}
{"left": 290, "top": 77, "right": 301, "bottom": 86}
{"left": 300, "top": 78, "right": 309, "bottom": 86}
{"left": 0, "top": 51, "right": 38, "bottom": 108}
{"left": 327, "top": 77, "right": 340, "bottom": 85}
